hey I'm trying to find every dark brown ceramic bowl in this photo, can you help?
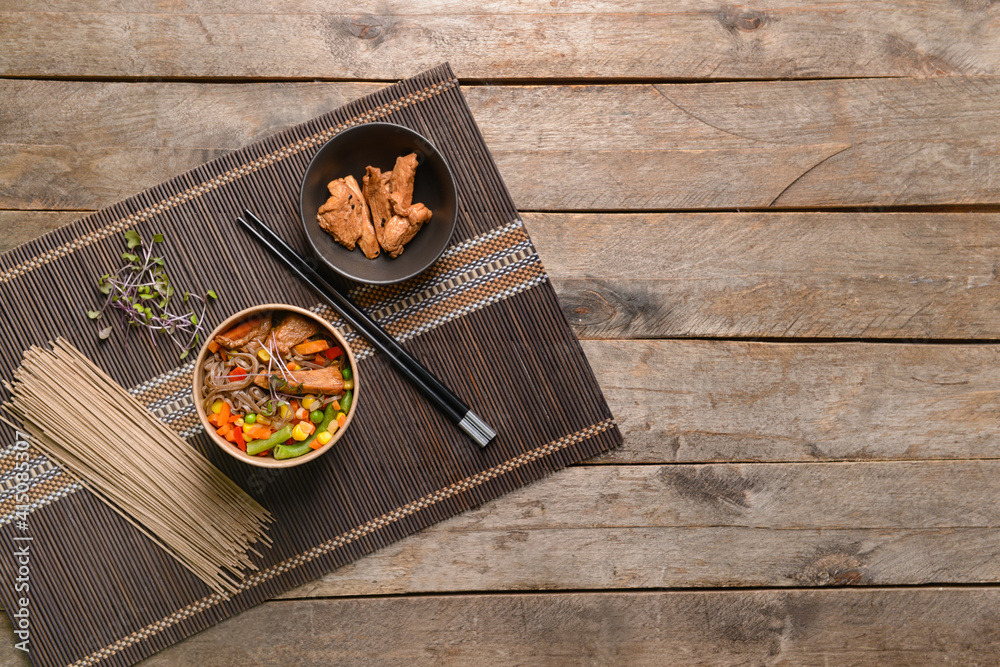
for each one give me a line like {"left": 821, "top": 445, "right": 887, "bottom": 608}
{"left": 299, "top": 123, "right": 458, "bottom": 285}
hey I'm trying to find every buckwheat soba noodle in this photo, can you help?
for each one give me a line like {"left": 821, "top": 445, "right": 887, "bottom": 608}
{"left": 1, "top": 338, "right": 272, "bottom": 596}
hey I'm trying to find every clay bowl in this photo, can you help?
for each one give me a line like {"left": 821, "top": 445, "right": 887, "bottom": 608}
{"left": 193, "top": 303, "right": 359, "bottom": 469}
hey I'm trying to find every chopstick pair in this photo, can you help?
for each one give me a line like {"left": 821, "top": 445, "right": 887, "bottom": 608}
{"left": 237, "top": 209, "right": 497, "bottom": 448}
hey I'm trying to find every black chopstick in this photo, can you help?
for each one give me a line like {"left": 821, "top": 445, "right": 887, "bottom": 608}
{"left": 237, "top": 209, "right": 497, "bottom": 448}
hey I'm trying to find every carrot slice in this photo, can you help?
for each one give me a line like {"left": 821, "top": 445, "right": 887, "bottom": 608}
{"left": 207, "top": 340, "right": 220, "bottom": 353}
{"left": 245, "top": 424, "right": 272, "bottom": 440}
{"left": 294, "top": 339, "right": 330, "bottom": 356}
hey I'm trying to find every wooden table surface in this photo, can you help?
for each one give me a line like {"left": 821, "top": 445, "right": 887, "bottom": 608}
{"left": 2, "top": 2, "right": 1000, "bottom": 664}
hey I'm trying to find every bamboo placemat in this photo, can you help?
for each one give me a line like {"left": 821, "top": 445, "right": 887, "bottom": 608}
{"left": 0, "top": 64, "right": 621, "bottom": 667}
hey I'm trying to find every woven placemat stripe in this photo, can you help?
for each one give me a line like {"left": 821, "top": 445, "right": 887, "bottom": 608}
{"left": 70, "top": 417, "right": 616, "bottom": 667}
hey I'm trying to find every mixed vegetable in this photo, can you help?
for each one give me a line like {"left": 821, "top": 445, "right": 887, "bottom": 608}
{"left": 202, "top": 310, "right": 355, "bottom": 460}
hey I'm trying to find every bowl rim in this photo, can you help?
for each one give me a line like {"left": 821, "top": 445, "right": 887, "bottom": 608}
{"left": 298, "top": 121, "right": 458, "bottom": 285}
{"left": 192, "top": 303, "right": 359, "bottom": 469}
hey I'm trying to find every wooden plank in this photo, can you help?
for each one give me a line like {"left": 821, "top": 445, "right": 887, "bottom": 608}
{"left": 274, "top": 461, "right": 1000, "bottom": 596}
{"left": 526, "top": 211, "right": 1000, "bottom": 340}
{"left": 125, "top": 589, "right": 1000, "bottom": 665}
{"left": 3, "top": 2, "right": 1000, "bottom": 80}
{"left": 5, "top": 210, "right": 999, "bottom": 341}
{"left": 3, "top": 79, "right": 1000, "bottom": 210}
{"left": 283, "top": 524, "right": 1000, "bottom": 593}
{"left": 0, "top": 612, "right": 27, "bottom": 667}
{"left": 0, "top": 211, "right": 81, "bottom": 253}
{"left": 586, "top": 339, "right": 1000, "bottom": 463}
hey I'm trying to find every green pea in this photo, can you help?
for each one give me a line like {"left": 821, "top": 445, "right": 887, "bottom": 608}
{"left": 244, "top": 413, "right": 257, "bottom": 424}
{"left": 309, "top": 409, "right": 324, "bottom": 424}
{"left": 341, "top": 366, "right": 352, "bottom": 381}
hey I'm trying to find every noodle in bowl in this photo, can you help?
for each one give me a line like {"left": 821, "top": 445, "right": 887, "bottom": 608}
{"left": 193, "top": 304, "right": 359, "bottom": 468}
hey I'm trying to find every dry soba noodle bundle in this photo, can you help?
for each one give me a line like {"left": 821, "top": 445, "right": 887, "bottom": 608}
{"left": 1, "top": 338, "right": 272, "bottom": 595}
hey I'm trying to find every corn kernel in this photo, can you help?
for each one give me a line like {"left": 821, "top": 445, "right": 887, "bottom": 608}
{"left": 279, "top": 403, "right": 290, "bottom": 419}
{"left": 233, "top": 417, "right": 244, "bottom": 427}
{"left": 257, "top": 348, "right": 270, "bottom": 362}
{"left": 315, "top": 430, "right": 333, "bottom": 446}
{"left": 301, "top": 395, "right": 318, "bottom": 410}
{"left": 211, "top": 400, "right": 224, "bottom": 414}
{"left": 292, "top": 421, "right": 315, "bottom": 441}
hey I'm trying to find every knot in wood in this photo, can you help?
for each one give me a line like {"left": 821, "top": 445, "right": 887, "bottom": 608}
{"left": 719, "top": 7, "right": 769, "bottom": 33}
{"left": 348, "top": 15, "right": 385, "bottom": 40}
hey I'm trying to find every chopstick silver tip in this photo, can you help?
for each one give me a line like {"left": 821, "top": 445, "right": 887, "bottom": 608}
{"left": 459, "top": 411, "right": 497, "bottom": 448}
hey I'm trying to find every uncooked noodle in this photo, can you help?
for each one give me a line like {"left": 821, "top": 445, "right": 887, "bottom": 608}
{"left": 1, "top": 338, "right": 272, "bottom": 596}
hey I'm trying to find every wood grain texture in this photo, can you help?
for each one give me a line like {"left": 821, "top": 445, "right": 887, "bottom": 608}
{"left": 272, "top": 460, "right": 1000, "bottom": 597}
{"left": 0, "top": 211, "right": 81, "bottom": 253}
{"left": 526, "top": 211, "right": 1000, "bottom": 340}
{"left": 3, "top": 78, "right": 1000, "bottom": 210}
{"left": 3, "top": 1, "right": 1000, "bottom": 80}
{"left": 0, "top": 613, "right": 28, "bottom": 667}
{"left": 588, "top": 339, "right": 1000, "bottom": 463}
{"left": 133, "top": 589, "right": 1000, "bottom": 666}
{"left": 6, "top": 210, "right": 1000, "bottom": 340}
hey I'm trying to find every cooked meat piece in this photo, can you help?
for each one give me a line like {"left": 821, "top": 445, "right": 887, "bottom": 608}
{"left": 379, "top": 193, "right": 434, "bottom": 258}
{"left": 387, "top": 153, "right": 418, "bottom": 208}
{"left": 317, "top": 175, "right": 380, "bottom": 259}
{"left": 363, "top": 166, "right": 394, "bottom": 250}
{"left": 269, "top": 314, "right": 319, "bottom": 357}
{"left": 364, "top": 157, "right": 433, "bottom": 258}
{"left": 252, "top": 366, "right": 344, "bottom": 395}
{"left": 214, "top": 316, "right": 271, "bottom": 349}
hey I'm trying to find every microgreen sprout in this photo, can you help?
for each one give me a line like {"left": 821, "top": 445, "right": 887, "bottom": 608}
{"left": 88, "top": 230, "right": 218, "bottom": 359}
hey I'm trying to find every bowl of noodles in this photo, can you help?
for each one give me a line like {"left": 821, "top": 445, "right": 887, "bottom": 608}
{"left": 193, "top": 304, "right": 359, "bottom": 468}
